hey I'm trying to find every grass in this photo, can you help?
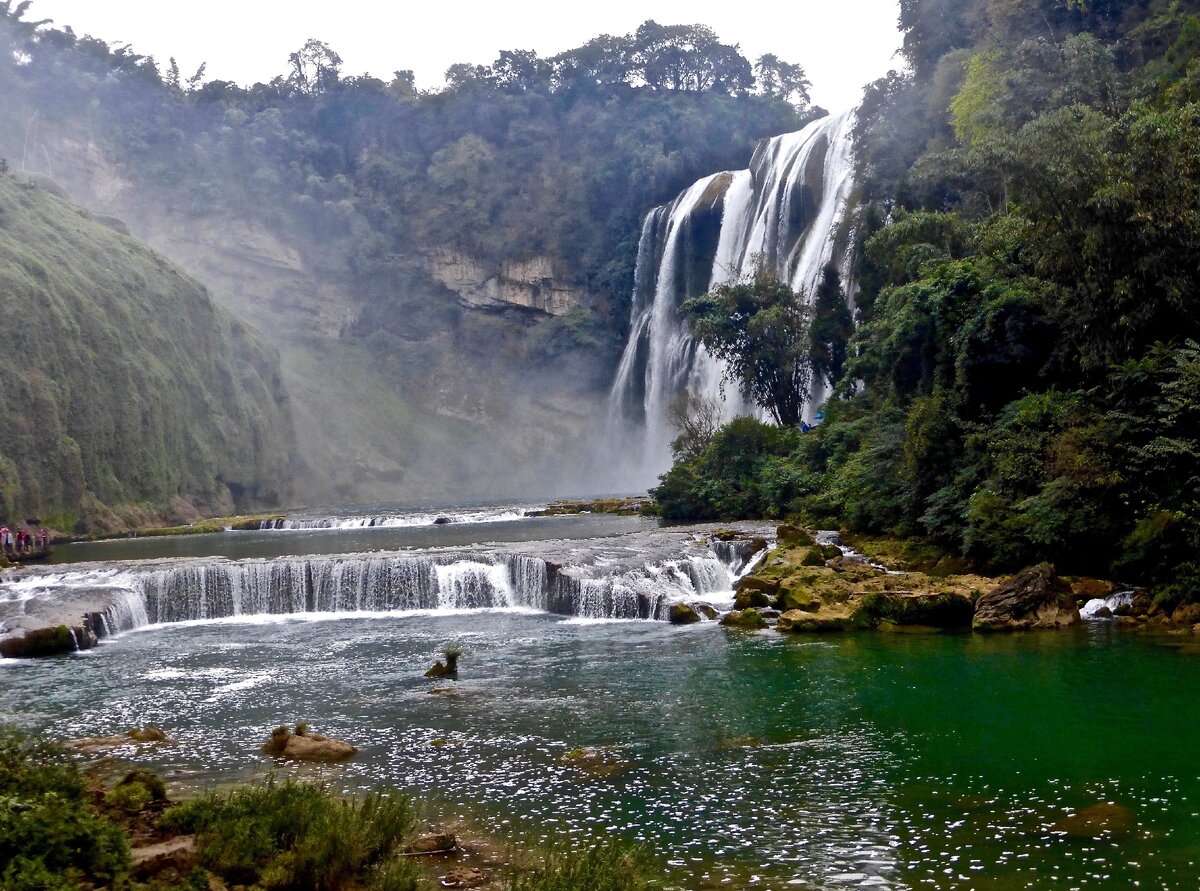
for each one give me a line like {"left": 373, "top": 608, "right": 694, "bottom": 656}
{"left": 161, "top": 778, "right": 420, "bottom": 890}
{"left": 508, "top": 840, "right": 653, "bottom": 891}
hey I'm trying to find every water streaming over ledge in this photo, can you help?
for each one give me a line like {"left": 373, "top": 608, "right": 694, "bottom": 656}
{"left": 607, "top": 111, "right": 857, "bottom": 484}
{"left": 1, "top": 534, "right": 766, "bottom": 641}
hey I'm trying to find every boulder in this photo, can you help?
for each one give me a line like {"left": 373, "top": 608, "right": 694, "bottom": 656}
{"left": 0, "top": 624, "right": 88, "bottom": 658}
{"left": 1171, "top": 603, "right": 1200, "bottom": 626}
{"left": 669, "top": 603, "right": 701, "bottom": 625}
{"left": 1069, "top": 577, "right": 1116, "bottom": 600}
{"left": 720, "top": 608, "right": 768, "bottom": 629}
{"left": 777, "top": 524, "right": 815, "bottom": 547}
{"left": 734, "top": 588, "right": 773, "bottom": 610}
{"left": 262, "top": 724, "right": 356, "bottom": 762}
{"left": 558, "top": 746, "right": 631, "bottom": 777}
{"left": 692, "top": 602, "right": 719, "bottom": 620}
{"left": 441, "top": 866, "right": 489, "bottom": 888}
{"left": 405, "top": 833, "right": 457, "bottom": 855}
{"left": 776, "top": 607, "right": 854, "bottom": 633}
{"left": 775, "top": 588, "right": 819, "bottom": 613}
{"left": 930, "top": 554, "right": 971, "bottom": 577}
{"left": 433, "top": 517, "right": 453, "bottom": 525}
{"left": 66, "top": 727, "right": 173, "bottom": 752}
{"left": 425, "top": 660, "right": 452, "bottom": 678}
{"left": 131, "top": 836, "right": 196, "bottom": 880}
{"left": 973, "top": 564, "right": 1080, "bottom": 632}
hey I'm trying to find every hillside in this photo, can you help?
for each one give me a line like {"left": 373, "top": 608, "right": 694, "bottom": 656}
{"left": 0, "top": 9, "right": 809, "bottom": 503}
{"left": 0, "top": 173, "right": 294, "bottom": 532}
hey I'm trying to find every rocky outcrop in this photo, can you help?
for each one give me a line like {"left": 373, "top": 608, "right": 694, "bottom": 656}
{"left": 262, "top": 724, "right": 357, "bottom": 762}
{"left": 973, "top": 564, "right": 1080, "bottom": 632}
{"left": 728, "top": 530, "right": 986, "bottom": 634}
{"left": 425, "top": 249, "right": 588, "bottom": 316}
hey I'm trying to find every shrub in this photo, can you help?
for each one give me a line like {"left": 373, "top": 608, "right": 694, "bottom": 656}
{"left": 161, "top": 777, "right": 417, "bottom": 890}
{"left": 0, "top": 727, "right": 130, "bottom": 887}
{"left": 508, "top": 839, "right": 651, "bottom": 891}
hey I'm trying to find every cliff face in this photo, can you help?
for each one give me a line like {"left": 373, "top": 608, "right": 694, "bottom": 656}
{"left": 6, "top": 131, "right": 612, "bottom": 505}
{"left": 0, "top": 174, "right": 295, "bottom": 532}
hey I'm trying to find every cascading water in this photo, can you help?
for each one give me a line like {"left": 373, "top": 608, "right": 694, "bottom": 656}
{"left": 0, "top": 536, "right": 766, "bottom": 640}
{"left": 608, "top": 111, "right": 857, "bottom": 485}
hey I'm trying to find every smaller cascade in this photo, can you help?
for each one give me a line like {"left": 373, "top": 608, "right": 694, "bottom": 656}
{"left": 0, "top": 532, "right": 769, "bottom": 639}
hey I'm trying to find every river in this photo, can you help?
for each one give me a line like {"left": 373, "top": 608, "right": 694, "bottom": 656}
{"left": 3, "top": 504, "right": 1199, "bottom": 889}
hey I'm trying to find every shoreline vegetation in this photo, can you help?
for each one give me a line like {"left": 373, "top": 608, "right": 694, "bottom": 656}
{"left": 0, "top": 725, "right": 651, "bottom": 891}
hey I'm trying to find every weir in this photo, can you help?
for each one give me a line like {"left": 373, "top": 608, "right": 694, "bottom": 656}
{"left": 608, "top": 111, "right": 857, "bottom": 483}
{"left": 1, "top": 533, "right": 767, "bottom": 644}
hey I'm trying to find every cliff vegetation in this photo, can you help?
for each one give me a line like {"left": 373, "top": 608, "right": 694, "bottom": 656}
{"left": 0, "top": 171, "right": 293, "bottom": 532}
{"left": 655, "top": 0, "right": 1200, "bottom": 608}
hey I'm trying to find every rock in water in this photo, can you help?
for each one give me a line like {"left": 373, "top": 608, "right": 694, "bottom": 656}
{"left": 404, "top": 832, "right": 457, "bottom": 855}
{"left": 425, "top": 660, "right": 451, "bottom": 677}
{"left": 973, "top": 563, "right": 1080, "bottom": 632}
{"left": 262, "top": 724, "right": 357, "bottom": 762}
{"left": 669, "top": 602, "right": 701, "bottom": 624}
{"left": 1050, "top": 803, "right": 1135, "bottom": 838}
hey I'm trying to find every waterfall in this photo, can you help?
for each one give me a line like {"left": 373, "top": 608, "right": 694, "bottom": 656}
{"left": 607, "top": 111, "right": 857, "bottom": 485}
{"left": 1, "top": 540, "right": 766, "bottom": 638}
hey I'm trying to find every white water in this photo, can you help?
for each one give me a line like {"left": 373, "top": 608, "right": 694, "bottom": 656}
{"left": 0, "top": 536, "right": 765, "bottom": 638}
{"left": 259, "top": 505, "right": 534, "bottom": 531}
{"left": 608, "top": 112, "right": 857, "bottom": 484}
{"left": 1081, "top": 590, "right": 1135, "bottom": 620}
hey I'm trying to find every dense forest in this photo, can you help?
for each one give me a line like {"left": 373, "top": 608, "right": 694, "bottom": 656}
{"left": 656, "top": 0, "right": 1200, "bottom": 607}
{"left": 0, "top": 2, "right": 814, "bottom": 504}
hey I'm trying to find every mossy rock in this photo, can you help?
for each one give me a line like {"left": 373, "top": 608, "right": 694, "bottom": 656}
{"left": 0, "top": 624, "right": 77, "bottom": 658}
{"left": 800, "top": 548, "right": 826, "bottom": 567}
{"left": 720, "top": 608, "right": 769, "bottom": 629}
{"left": 777, "top": 524, "right": 815, "bottom": 547}
{"left": 775, "top": 588, "right": 819, "bottom": 612}
{"left": 734, "top": 588, "right": 773, "bottom": 610}
{"left": 669, "top": 602, "right": 702, "bottom": 625}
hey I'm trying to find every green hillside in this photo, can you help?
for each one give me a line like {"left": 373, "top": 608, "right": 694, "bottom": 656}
{"left": 0, "top": 172, "right": 294, "bottom": 532}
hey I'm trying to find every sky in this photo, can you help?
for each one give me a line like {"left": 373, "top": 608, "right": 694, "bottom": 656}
{"left": 25, "top": 0, "right": 904, "bottom": 111}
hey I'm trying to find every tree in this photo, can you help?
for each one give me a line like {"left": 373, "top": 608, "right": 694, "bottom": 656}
{"left": 754, "top": 54, "right": 811, "bottom": 105}
{"left": 681, "top": 266, "right": 813, "bottom": 426}
{"left": 668, "top": 394, "right": 722, "bottom": 461}
{"left": 808, "top": 263, "right": 854, "bottom": 387}
{"left": 287, "top": 39, "right": 342, "bottom": 94}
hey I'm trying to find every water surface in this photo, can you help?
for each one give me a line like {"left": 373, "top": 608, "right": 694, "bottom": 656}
{"left": 4, "top": 615, "right": 1197, "bottom": 890}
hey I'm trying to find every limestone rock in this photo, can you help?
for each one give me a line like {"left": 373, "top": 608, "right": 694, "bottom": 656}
{"left": 669, "top": 603, "right": 702, "bottom": 624}
{"left": 973, "top": 564, "right": 1080, "bottom": 632}
{"left": 720, "top": 608, "right": 768, "bottom": 629}
{"left": 777, "top": 524, "right": 815, "bottom": 547}
{"left": 441, "top": 866, "right": 489, "bottom": 888}
{"left": 405, "top": 832, "right": 457, "bottom": 855}
{"left": 692, "top": 602, "right": 719, "bottom": 620}
{"left": 262, "top": 724, "right": 357, "bottom": 762}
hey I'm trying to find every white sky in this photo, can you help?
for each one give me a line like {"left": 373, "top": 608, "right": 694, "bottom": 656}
{"left": 25, "top": 0, "right": 903, "bottom": 111}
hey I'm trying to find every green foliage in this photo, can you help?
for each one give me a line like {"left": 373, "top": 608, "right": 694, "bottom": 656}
{"left": 0, "top": 176, "right": 294, "bottom": 530}
{"left": 0, "top": 727, "right": 130, "bottom": 888}
{"left": 659, "top": 0, "right": 1200, "bottom": 602}
{"left": 509, "top": 839, "right": 651, "bottom": 891}
{"left": 681, "top": 268, "right": 813, "bottom": 426}
{"left": 807, "top": 264, "right": 854, "bottom": 388}
{"left": 161, "top": 777, "right": 418, "bottom": 890}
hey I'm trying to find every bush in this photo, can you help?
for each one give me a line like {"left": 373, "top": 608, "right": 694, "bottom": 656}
{"left": 0, "top": 728, "right": 130, "bottom": 887}
{"left": 161, "top": 777, "right": 417, "bottom": 890}
{"left": 509, "top": 839, "right": 651, "bottom": 891}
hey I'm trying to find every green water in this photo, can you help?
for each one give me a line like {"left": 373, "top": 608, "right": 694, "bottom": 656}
{"left": 3, "top": 615, "right": 1198, "bottom": 889}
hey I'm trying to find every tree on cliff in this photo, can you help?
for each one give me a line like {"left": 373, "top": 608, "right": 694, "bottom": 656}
{"left": 681, "top": 267, "right": 813, "bottom": 426}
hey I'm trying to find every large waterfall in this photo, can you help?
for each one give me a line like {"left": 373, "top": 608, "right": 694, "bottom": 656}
{"left": 608, "top": 111, "right": 856, "bottom": 484}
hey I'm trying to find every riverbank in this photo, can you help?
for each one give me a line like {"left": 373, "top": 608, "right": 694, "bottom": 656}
{"left": 722, "top": 524, "right": 1200, "bottom": 636}
{"left": 0, "top": 724, "right": 647, "bottom": 891}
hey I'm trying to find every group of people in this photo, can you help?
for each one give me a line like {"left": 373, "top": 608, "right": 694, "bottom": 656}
{"left": 1, "top": 525, "right": 49, "bottom": 555}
